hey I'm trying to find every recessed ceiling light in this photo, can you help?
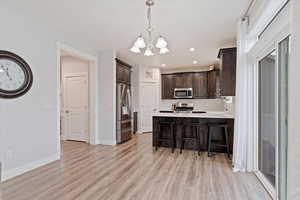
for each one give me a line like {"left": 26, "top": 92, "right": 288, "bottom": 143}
{"left": 161, "top": 64, "right": 166, "bottom": 67}
{"left": 189, "top": 48, "right": 195, "bottom": 52}
{"left": 193, "top": 60, "right": 198, "bottom": 64}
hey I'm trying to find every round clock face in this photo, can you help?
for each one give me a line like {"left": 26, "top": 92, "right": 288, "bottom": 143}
{"left": 0, "top": 51, "right": 33, "bottom": 98}
{"left": 0, "top": 59, "right": 26, "bottom": 91}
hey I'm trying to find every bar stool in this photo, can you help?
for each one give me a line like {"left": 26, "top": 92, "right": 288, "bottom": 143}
{"left": 207, "top": 123, "right": 230, "bottom": 158}
{"left": 180, "top": 122, "right": 204, "bottom": 156}
{"left": 156, "top": 121, "right": 176, "bottom": 153}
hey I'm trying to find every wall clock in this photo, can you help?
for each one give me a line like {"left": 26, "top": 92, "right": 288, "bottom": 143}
{"left": 0, "top": 50, "right": 33, "bottom": 98}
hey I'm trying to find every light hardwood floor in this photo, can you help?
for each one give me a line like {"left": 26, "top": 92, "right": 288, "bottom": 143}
{"left": 1, "top": 133, "right": 270, "bottom": 200}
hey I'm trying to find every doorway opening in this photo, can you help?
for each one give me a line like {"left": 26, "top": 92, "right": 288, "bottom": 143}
{"left": 57, "top": 43, "right": 98, "bottom": 156}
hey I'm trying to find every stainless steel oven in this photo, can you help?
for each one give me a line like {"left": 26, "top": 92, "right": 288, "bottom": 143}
{"left": 174, "top": 88, "right": 193, "bottom": 99}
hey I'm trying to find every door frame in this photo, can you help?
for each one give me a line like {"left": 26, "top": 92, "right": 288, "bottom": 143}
{"left": 249, "top": 24, "right": 290, "bottom": 200}
{"left": 62, "top": 72, "right": 89, "bottom": 142}
{"left": 255, "top": 46, "right": 278, "bottom": 199}
{"left": 57, "top": 42, "right": 98, "bottom": 156}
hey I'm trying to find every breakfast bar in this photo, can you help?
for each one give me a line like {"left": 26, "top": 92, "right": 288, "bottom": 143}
{"left": 152, "top": 111, "right": 235, "bottom": 154}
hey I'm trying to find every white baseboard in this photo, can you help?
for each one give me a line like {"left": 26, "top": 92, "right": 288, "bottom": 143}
{"left": 136, "top": 130, "right": 144, "bottom": 134}
{"left": 137, "top": 130, "right": 152, "bottom": 134}
{"left": 2, "top": 153, "right": 60, "bottom": 181}
{"left": 233, "top": 167, "right": 246, "bottom": 173}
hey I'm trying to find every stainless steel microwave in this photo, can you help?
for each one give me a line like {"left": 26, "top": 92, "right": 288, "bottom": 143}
{"left": 174, "top": 88, "right": 193, "bottom": 99}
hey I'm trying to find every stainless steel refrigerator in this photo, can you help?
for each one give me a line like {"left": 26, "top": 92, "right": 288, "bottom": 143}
{"left": 116, "top": 83, "right": 133, "bottom": 143}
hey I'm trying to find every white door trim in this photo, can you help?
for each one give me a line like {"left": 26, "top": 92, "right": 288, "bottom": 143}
{"left": 57, "top": 42, "right": 98, "bottom": 158}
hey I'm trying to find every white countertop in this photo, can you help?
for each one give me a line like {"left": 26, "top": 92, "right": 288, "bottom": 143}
{"left": 153, "top": 111, "right": 235, "bottom": 119}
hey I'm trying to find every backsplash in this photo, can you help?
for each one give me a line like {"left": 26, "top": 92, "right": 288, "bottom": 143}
{"left": 160, "top": 99, "right": 225, "bottom": 112}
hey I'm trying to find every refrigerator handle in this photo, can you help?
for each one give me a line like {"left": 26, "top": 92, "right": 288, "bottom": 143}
{"left": 127, "top": 88, "right": 132, "bottom": 117}
{"left": 121, "top": 84, "right": 126, "bottom": 104}
{"left": 117, "top": 84, "right": 124, "bottom": 121}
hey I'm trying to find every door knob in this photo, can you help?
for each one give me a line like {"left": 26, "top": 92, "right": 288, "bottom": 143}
{"left": 65, "top": 110, "right": 69, "bottom": 114}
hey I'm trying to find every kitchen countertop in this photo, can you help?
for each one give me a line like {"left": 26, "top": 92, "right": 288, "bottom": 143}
{"left": 153, "top": 111, "right": 235, "bottom": 119}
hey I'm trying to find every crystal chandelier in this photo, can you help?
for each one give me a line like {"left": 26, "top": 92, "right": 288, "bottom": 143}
{"left": 130, "top": 0, "right": 169, "bottom": 56}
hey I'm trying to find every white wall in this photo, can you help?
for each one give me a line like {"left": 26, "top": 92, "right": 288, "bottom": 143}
{"left": 288, "top": 1, "right": 300, "bottom": 199}
{"left": 139, "top": 66, "right": 160, "bottom": 83}
{"left": 131, "top": 64, "right": 140, "bottom": 112}
{"left": 0, "top": 2, "right": 102, "bottom": 180}
{"left": 98, "top": 50, "right": 117, "bottom": 145}
{"left": 0, "top": 5, "right": 60, "bottom": 180}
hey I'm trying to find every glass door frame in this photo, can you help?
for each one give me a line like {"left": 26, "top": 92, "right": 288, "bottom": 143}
{"left": 253, "top": 31, "right": 290, "bottom": 200}
{"left": 255, "top": 45, "right": 278, "bottom": 199}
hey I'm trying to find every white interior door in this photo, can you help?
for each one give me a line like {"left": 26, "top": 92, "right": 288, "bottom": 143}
{"left": 140, "top": 83, "right": 159, "bottom": 133}
{"left": 63, "top": 73, "right": 89, "bottom": 142}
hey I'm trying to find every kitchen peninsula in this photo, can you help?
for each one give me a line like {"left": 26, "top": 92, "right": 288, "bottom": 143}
{"left": 153, "top": 111, "right": 234, "bottom": 153}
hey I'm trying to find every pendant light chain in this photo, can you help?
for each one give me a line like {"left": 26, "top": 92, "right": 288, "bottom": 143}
{"left": 130, "top": 0, "right": 169, "bottom": 56}
{"left": 147, "top": 4, "right": 152, "bottom": 48}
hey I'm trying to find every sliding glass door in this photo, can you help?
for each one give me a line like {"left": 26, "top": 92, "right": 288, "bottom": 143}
{"left": 258, "top": 50, "right": 277, "bottom": 189}
{"left": 257, "top": 36, "right": 289, "bottom": 199}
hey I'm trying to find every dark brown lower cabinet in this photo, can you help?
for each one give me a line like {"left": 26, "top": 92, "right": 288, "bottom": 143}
{"left": 153, "top": 117, "right": 234, "bottom": 153}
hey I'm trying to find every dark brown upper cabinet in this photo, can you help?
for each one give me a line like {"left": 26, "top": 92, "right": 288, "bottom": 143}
{"left": 218, "top": 48, "right": 237, "bottom": 96}
{"left": 116, "top": 59, "right": 131, "bottom": 85}
{"left": 173, "top": 73, "right": 184, "bottom": 88}
{"left": 173, "top": 73, "right": 193, "bottom": 88}
{"left": 161, "top": 74, "right": 175, "bottom": 99}
{"left": 207, "top": 70, "right": 220, "bottom": 98}
{"left": 183, "top": 73, "right": 194, "bottom": 88}
{"left": 161, "top": 72, "right": 216, "bottom": 99}
{"left": 193, "top": 72, "right": 208, "bottom": 98}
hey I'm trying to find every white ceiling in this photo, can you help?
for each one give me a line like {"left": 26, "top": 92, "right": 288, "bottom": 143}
{"left": 4, "top": 0, "right": 250, "bottom": 68}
